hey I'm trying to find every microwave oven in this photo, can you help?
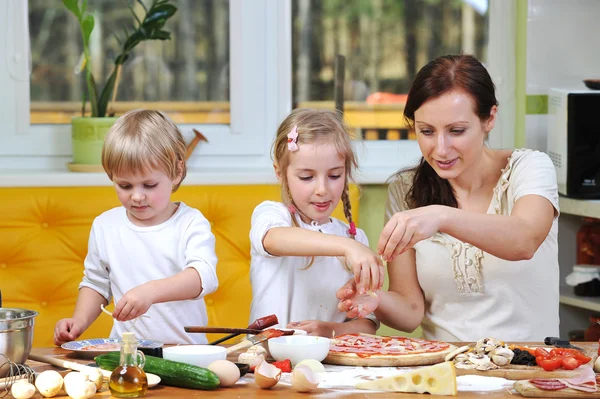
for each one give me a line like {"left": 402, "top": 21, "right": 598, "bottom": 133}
{"left": 547, "top": 88, "right": 600, "bottom": 199}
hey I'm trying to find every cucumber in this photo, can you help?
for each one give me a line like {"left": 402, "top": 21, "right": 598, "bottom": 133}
{"left": 95, "top": 352, "right": 220, "bottom": 390}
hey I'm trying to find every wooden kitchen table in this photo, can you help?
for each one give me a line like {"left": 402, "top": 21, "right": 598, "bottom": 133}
{"left": 23, "top": 344, "right": 596, "bottom": 399}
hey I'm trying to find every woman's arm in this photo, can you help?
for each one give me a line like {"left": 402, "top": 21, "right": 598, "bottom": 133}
{"left": 288, "top": 318, "right": 377, "bottom": 337}
{"left": 374, "top": 249, "right": 425, "bottom": 332}
{"left": 379, "top": 194, "right": 555, "bottom": 262}
{"left": 440, "top": 195, "right": 554, "bottom": 260}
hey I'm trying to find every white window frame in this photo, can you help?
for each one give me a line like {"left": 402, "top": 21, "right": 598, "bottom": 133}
{"left": 0, "top": 0, "right": 513, "bottom": 182}
{"left": 0, "top": 0, "right": 290, "bottom": 173}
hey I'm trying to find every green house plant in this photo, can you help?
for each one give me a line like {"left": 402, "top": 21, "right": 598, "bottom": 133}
{"left": 63, "top": 0, "right": 177, "bottom": 167}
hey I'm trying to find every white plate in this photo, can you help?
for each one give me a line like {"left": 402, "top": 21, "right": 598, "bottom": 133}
{"left": 61, "top": 338, "right": 163, "bottom": 359}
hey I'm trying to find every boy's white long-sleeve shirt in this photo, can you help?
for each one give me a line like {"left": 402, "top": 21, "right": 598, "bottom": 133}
{"left": 249, "top": 201, "right": 373, "bottom": 328}
{"left": 80, "top": 202, "right": 218, "bottom": 344}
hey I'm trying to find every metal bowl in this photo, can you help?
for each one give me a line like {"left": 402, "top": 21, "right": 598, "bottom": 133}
{"left": 0, "top": 308, "right": 38, "bottom": 378}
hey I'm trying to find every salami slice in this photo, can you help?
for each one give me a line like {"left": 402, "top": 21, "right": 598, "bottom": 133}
{"left": 530, "top": 379, "right": 567, "bottom": 391}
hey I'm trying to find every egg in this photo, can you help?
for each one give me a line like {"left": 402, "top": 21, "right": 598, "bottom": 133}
{"left": 208, "top": 360, "right": 240, "bottom": 387}
{"left": 291, "top": 365, "right": 321, "bottom": 393}
{"left": 254, "top": 360, "right": 281, "bottom": 389}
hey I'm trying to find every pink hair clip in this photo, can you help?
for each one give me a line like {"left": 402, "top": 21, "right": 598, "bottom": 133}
{"left": 348, "top": 222, "right": 357, "bottom": 236}
{"left": 287, "top": 125, "right": 299, "bottom": 152}
{"left": 287, "top": 204, "right": 297, "bottom": 214}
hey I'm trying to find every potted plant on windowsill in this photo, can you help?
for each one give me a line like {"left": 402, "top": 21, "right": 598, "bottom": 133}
{"left": 63, "top": 0, "right": 177, "bottom": 170}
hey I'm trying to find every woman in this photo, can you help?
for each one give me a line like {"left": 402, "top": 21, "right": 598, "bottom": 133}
{"left": 338, "top": 54, "right": 559, "bottom": 341}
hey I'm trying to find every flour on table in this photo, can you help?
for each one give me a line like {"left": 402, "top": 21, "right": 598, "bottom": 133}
{"left": 237, "top": 364, "right": 512, "bottom": 395}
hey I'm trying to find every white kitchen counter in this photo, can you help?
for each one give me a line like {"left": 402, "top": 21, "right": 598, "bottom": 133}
{"left": 0, "top": 168, "right": 392, "bottom": 187}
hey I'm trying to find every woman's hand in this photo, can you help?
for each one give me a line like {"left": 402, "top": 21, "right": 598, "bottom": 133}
{"left": 378, "top": 205, "right": 447, "bottom": 262}
{"left": 344, "top": 241, "right": 385, "bottom": 294}
{"left": 336, "top": 278, "right": 381, "bottom": 319}
{"left": 287, "top": 320, "right": 334, "bottom": 337}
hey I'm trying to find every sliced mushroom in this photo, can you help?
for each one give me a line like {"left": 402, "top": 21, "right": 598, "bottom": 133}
{"left": 444, "top": 345, "right": 470, "bottom": 362}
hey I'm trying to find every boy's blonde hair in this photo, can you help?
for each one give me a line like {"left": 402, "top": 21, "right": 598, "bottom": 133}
{"left": 102, "top": 109, "right": 187, "bottom": 192}
{"left": 272, "top": 108, "right": 359, "bottom": 238}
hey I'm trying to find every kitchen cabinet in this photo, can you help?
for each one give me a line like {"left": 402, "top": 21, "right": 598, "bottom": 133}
{"left": 558, "top": 197, "right": 600, "bottom": 338}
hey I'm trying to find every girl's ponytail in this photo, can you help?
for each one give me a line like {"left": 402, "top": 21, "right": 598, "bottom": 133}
{"left": 341, "top": 182, "right": 356, "bottom": 239}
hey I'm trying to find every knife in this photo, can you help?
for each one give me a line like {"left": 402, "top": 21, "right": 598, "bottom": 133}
{"left": 544, "top": 336, "right": 585, "bottom": 352}
{"left": 206, "top": 314, "right": 279, "bottom": 346}
{"left": 185, "top": 327, "right": 265, "bottom": 335}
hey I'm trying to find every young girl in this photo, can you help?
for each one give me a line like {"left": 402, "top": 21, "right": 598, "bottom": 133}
{"left": 249, "top": 108, "right": 384, "bottom": 338}
{"left": 54, "top": 109, "right": 218, "bottom": 345}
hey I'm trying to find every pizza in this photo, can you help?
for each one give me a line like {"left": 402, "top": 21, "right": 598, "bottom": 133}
{"left": 324, "top": 333, "right": 457, "bottom": 367}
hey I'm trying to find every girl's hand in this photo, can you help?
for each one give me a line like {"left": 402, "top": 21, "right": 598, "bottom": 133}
{"left": 377, "top": 205, "right": 446, "bottom": 262}
{"left": 336, "top": 278, "right": 381, "bottom": 319}
{"left": 344, "top": 241, "right": 385, "bottom": 294}
{"left": 113, "top": 285, "right": 154, "bottom": 321}
{"left": 54, "top": 318, "right": 84, "bottom": 346}
{"left": 287, "top": 320, "right": 334, "bottom": 338}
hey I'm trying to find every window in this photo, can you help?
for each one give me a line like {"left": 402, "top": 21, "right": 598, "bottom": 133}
{"left": 29, "top": 0, "right": 230, "bottom": 125}
{"left": 1, "top": 0, "right": 290, "bottom": 172}
{"left": 291, "top": 0, "right": 490, "bottom": 178}
{"left": 2, "top": 0, "right": 513, "bottom": 179}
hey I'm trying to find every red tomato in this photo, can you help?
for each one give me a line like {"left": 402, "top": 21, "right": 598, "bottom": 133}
{"left": 538, "top": 357, "right": 563, "bottom": 371}
{"left": 561, "top": 356, "right": 580, "bottom": 370}
{"left": 535, "top": 347, "right": 551, "bottom": 358}
{"left": 572, "top": 352, "right": 592, "bottom": 364}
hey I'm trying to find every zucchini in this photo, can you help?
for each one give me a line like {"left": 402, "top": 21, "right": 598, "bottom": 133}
{"left": 95, "top": 352, "right": 220, "bottom": 390}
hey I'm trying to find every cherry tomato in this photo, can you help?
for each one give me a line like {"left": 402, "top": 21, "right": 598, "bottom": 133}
{"left": 561, "top": 356, "right": 580, "bottom": 370}
{"left": 535, "top": 347, "right": 550, "bottom": 358}
{"left": 572, "top": 351, "right": 592, "bottom": 364}
{"left": 538, "top": 357, "right": 563, "bottom": 371}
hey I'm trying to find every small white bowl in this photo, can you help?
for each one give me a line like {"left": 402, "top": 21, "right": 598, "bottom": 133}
{"left": 268, "top": 336, "right": 330, "bottom": 366}
{"left": 163, "top": 345, "right": 226, "bottom": 368}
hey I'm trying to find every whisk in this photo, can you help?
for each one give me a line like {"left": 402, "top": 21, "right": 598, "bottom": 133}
{"left": 0, "top": 354, "right": 36, "bottom": 398}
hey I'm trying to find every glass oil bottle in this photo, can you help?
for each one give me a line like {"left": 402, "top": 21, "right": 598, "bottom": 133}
{"left": 109, "top": 331, "right": 148, "bottom": 397}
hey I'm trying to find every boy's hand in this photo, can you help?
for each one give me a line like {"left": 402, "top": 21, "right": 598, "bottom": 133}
{"left": 336, "top": 278, "right": 381, "bottom": 319}
{"left": 287, "top": 320, "right": 334, "bottom": 338}
{"left": 54, "top": 318, "right": 84, "bottom": 346}
{"left": 343, "top": 241, "right": 385, "bottom": 294}
{"left": 113, "top": 285, "right": 154, "bottom": 321}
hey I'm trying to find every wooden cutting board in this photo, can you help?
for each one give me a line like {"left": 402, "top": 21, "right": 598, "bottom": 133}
{"left": 455, "top": 364, "right": 593, "bottom": 380}
{"left": 514, "top": 380, "right": 600, "bottom": 398}
{"left": 454, "top": 346, "right": 597, "bottom": 380}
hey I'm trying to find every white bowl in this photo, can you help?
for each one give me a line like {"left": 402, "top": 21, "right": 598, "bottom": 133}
{"left": 163, "top": 345, "right": 226, "bottom": 368}
{"left": 268, "top": 335, "right": 330, "bottom": 366}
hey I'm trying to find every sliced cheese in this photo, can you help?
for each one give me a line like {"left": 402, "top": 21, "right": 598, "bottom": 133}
{"left": 356, "top": 361, "right": 457, "bottom": 396}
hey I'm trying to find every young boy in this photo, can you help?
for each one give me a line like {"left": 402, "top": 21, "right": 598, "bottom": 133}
{"left": 54, "top": 109, "right": 218, "bottom": 345}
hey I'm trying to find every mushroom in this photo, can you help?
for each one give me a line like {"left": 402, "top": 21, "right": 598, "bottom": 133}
{"left": 63, "top": 372, "right": 97, "bottom": 399}
{"left": 35, "top": 370, "right": 64, "bottom": 398}
{"left": 490, "top": 347, "right": 514, "bottom": 366}
{"left": 80, "top": 367, "right": 104, "bottom": 390}
{"left": 10, "top": 380, "right": 36, "bottom": 399}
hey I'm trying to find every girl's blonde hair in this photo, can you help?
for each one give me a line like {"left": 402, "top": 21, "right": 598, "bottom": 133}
{"left": 272, "top": 108, "right": 359, "bottom": 239}
{"left": 102, "top": 109, "right": 187, "bottom": 192}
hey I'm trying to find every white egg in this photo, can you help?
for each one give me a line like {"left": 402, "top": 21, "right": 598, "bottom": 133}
{"left": 208, "top": 359, "right": 240, "bottom": 387}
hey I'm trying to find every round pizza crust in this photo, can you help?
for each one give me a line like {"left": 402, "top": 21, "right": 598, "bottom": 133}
{"left": 323, "top": 343, "right": 458, "bottom": 367}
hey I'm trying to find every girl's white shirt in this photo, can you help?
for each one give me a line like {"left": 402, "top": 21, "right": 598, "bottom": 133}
{"left": 249, "top": 201, "right": 376, "bottom": 328}
{"left": 386, "top": 149, "right": 560, "bottom": 341}
{"left": 80, "top": 202, "right": 219, "bottom": 344}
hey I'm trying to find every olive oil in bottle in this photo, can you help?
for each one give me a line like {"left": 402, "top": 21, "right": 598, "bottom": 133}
{"left": 109, "top": 332, "right": 148, "bottom": 397}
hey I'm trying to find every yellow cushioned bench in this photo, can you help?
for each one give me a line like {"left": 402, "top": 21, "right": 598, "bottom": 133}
{"left": 0, "top": 184, "right": 360, "bottom": 347}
